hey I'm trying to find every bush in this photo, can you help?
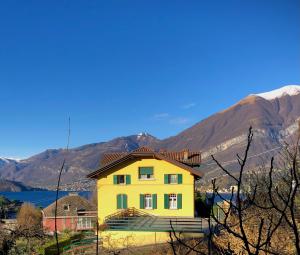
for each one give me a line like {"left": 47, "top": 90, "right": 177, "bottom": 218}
{"left": 195, "top": 192, "right": 212, "bottom": 218}
{"left": 17, "top": 202, "right": 42, "bottom": 230}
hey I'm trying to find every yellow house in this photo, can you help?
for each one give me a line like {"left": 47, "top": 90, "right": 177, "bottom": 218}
{"left": 87, "top": 147, "right": 203, "bottom": 247}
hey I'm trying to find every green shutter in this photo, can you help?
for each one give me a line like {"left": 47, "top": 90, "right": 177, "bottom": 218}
{"left": 126, "top": 175, "right": 131, "bottom": 184}
{"left": 177, "top": 194, "right": 182, "bottom": 209}
{"left": 113, "top": 175, "right": 118, "bottom": 184}
{"left": 117, "top": 194, "right": 122, "bottom": 209}
{"left": 139, "top": 167, "right": 153, "bottom": 175}
{"left": 123, "top": 194, "right": 128, "bottom": 209}
{"left": 164, "top": 194, "right": 169, "bottom": 209}
{"left": 152, "top": 194, "right": 157, "bottom": 209}
{"left": 164, "top": 174, "right": 169, "bottom": 184}
{"left": 140, "top": 194, "right": 145, "bottom": 209}
{"left": 177, "top": 174, "right": 183, "bottom": 184}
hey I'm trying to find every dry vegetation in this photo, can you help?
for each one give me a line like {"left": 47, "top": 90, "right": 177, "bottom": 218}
{"left": 169, "top": 125, "right": 300, "bottom": 255}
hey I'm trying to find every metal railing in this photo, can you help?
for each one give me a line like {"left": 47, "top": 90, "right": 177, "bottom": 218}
{"left": 62, "top": 237, "right": 98, "bottom": 255}
{"left": 105, "top": 215, "right": 203, "bottom": 233}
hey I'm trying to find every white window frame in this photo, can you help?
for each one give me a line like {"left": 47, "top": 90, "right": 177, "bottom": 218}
{"left": 77, "top": 217, "right": 92, "bottom": 229}
{"left": 139, "top": 173, "right": 154, "bottom": 180}
{"left": 144, "top": 194, "right": 153, "bottom": 209}
{"left": 169, "top": 194, "right": 177, "bottom": 209}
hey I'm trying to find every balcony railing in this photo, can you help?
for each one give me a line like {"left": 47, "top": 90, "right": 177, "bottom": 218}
{"left": 104, "top": 208, "right": 203, "bottom": 233}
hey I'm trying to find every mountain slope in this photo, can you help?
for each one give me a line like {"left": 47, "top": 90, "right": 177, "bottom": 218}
{"left": 156, "top": 93, "right": 300, "bottom": 152}
{"left": 0, "top": 157, "right": 18, "bottom": 168}
{"left": 0, "top": 133, "right": 158, "bottom": 188}
{"left": 0, "top": 85, "right": 299, "bottom": 189}
{"left": 155, "top": 85, "right": 300, "bottom": 179}
{"left": 0, "top": 179, "right": 39, "bottom": 192}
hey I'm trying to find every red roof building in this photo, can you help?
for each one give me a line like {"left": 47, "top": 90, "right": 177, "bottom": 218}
{"left": 42, "top": 193, "right": 96, "bottom": 234}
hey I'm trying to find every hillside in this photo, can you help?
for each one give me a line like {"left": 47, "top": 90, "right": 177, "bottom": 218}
{"left": 155, "top": 85, "right": 300, "bottom": 179}
{"left": 0, "top": 133, "right": 158, "bottom": 189}
{"left": 0, "top": 179, "right": 37, "bottom": 192}
{"left": 0, "top": 85, "right": 299, "bottom": 190}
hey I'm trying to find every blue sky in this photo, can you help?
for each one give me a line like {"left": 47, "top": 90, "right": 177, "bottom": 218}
{"left": 0, "top": 0, "right": 299, "bottom": 158}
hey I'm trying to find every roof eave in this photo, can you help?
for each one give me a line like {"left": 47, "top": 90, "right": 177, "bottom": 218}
{"left": 87, "top": 152, "right": 202, "bottom": 179}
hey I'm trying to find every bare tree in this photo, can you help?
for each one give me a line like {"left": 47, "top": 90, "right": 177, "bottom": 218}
{"left": 54, "top": 117, "right": 71, "bottom": 255}
{"left": 169, "top": 126, "right": 300, "bottom": 255}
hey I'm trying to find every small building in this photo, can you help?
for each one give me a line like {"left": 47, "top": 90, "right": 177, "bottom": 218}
{"left": 42, "top": 193, "right": 96, "bottom": 234}
{"left": 87, "top": 147, "right": 203, "bottom": 248}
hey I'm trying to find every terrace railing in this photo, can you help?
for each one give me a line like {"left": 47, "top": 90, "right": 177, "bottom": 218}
{"left": 104, "top": 208, "right": 203, "bottom": 233}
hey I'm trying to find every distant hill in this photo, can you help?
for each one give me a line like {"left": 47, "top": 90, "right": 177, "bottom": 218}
{"left": 0, "top": 133, "right": 159, "bottom": 188}
{"left": 0, "top": 85, "right": 299, "bottom": 189}
{"left": 0, "top": 179, "right": 38, "bottom": 192}
{"left": 0, "top": 157, "right": 18, "bottom": 168}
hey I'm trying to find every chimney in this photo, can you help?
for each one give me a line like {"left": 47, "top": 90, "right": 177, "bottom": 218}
{"left": 183, "top": 149, "right": 189, "bottom": 160}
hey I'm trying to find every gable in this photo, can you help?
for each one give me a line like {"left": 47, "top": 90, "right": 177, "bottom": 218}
{"left": 42, "top": 195, "right": 95, "bottom": 217}
{"left": 88, "top": 150, "right": 202, "bottom": 180}
{"left": 96, "top": 157, "right": 196, "bottom": 186}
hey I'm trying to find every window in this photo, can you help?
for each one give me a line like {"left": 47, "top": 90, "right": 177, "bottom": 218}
{"left": 117, "top": 175, "right": 125, "bottom": 184}
{"left": 164, "top": 193, "right": 182, "bottom": 209}
{"left": 77, "top": 217, "right": 92, "bottom": 229}
{"left": 144, "top": 194, "right": 152, "bottom": 209}
{"left": 164, "top": 174, "right": 182, "bottom": 184}
{"left": 117, "top": 194, "right": 128, "bottom": 209}
{"left": 113, "top": 175, "right": 131, "bottom": 185}
{"left": 140, "top": 194, "right": 157, "bottom": 209}
{"left": 169, "top": 174, "right": 178, "bottom": 184}
{"left": 139, "top": 167, "right": 154, "bottom": 180}
{"left": 169, "top": 194, "right": 177, "bottom": 209}
{"left": 63, "top": 204, "right": 70, "bottom": 211}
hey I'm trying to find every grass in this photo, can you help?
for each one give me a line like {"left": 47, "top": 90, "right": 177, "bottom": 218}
{"left": 38, "top": 232, "right": 83, "bottom": 255}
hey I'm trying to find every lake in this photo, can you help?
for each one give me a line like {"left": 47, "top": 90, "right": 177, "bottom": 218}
{"left": 0, "top": 191, "right": 233, "bottom": 209}
{"left": 0, "top": 191, "right": 92, "bottom": 208}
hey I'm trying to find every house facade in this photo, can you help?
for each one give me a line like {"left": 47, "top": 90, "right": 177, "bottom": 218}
{"left": 87, "top": 147, "right": 203, "bottom": 247}
{"left": 42, "top": 193, "right": 96, "bottom": 234}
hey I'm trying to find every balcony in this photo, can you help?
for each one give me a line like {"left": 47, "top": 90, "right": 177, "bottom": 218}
{"left": 104, "top": 208, "right": 203, "bottom": 233}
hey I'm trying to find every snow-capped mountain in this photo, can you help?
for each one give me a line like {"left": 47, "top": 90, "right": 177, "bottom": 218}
{"left": 0, "top": 133, "right": 159, "bottom": 187}
{"left": 155, "top": 85, "right": 300, "bottom": 179}
{"left": 0, "top": 85, "right": 299, "bottom": 188}
{"left": 253, "top": 85, "right": 300, "bottom": 100}
{"left": 0, "top": 157, "right": 18, "bottom": 167}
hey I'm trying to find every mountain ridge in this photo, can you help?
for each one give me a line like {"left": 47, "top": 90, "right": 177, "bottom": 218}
{"left": 0, "top": 85, "right": 299, "bottom": 189}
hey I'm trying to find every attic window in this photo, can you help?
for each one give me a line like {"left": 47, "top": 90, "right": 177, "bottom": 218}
{"left": 63, "top": 204, "right": 70, "bottom": 211}
{"left": 139, "top": 167, "right": 154, "bottom": 180}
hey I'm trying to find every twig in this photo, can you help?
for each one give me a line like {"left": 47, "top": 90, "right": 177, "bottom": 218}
{"left": 54, "top": 117, "right": 71, "bottom": 255}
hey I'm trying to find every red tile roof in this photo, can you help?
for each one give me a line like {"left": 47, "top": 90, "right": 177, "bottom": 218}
{"left": 101, "top": 153, "right": 128, "bottom": 166}
{"left": 42, "top": 193, "right": 96, "bottom": 217}
{"left": 88, "top": 147, "right": 202, "bottom": 179}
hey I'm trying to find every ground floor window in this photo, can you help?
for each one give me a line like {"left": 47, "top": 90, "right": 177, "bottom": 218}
{"left": 140, "top": 194, "right": 157, "bottom": 209}
{"left": 164, "top": 193, "right": 182, "bottom": 209}
{"left": 117, "top": 194, "right": 128, "bottom": 209}
{"left": 144, "top": 194, "right": 152, "bottom": 209}
{"left": 77, "top": 217, "right": 92, "bottom": 229}
{"left": 169, "top": 194, "right": 177, "bottom": 209}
